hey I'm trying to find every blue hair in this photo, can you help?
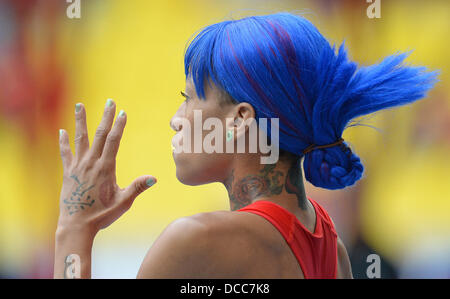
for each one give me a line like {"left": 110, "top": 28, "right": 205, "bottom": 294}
{"left": 184, "top": 13, "right": 438, "bottom": 190}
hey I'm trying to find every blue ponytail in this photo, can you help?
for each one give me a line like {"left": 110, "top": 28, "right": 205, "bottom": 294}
{"left": 184, "top": 12, "right": 438, "bottom": 190}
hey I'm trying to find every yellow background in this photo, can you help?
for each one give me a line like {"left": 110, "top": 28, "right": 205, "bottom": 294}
{"left": 0, "top": 0, "right": 449, "bottom": 277}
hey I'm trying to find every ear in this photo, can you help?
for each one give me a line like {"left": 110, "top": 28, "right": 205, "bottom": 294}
{"left": 225, "top": 102, "right": 256, "bottom": 141}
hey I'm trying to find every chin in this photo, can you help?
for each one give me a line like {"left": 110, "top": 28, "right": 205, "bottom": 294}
{"left": 172, "top": 154, "right": 205, "bottom": 186}
{"left": 175, "top": 168, "right": 209, "bottom": 186}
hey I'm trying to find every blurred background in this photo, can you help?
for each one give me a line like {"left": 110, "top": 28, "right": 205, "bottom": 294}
{"left": 0, "top": 0, "right": 449, "bottom": 278}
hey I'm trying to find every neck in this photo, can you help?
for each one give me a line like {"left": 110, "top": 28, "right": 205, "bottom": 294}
{"left": 223, "top": 155, "right": 307, "bottom": 211}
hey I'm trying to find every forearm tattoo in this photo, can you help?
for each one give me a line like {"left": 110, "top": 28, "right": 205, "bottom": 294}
{"left": 63, "top": 174, "right": 95, "bottom": 215}
{"left": 64, "top": 254, "right": 81, "bottom": 279}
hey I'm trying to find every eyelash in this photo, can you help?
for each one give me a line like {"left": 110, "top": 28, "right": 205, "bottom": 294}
{"left": 180, "top": 91, "right": 190, "bottom": 102}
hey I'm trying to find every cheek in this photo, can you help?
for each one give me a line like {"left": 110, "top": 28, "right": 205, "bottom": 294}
{"left": 172, "top": 102, "right": 231, "bottom": 184}
{"left": 183, "top": 106, "right": 223, "bottom": 152}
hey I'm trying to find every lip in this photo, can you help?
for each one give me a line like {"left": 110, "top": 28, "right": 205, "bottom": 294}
{"left": 171, "top": 134, "right": 183, "bottom": 154}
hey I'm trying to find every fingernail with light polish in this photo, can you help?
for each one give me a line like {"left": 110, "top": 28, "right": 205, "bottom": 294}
{"left": 59, "top": 129, "right": 63, "bottom": 138}
{"left": 119, "top": 110, "right": 125, "bottom": 117}
{"left": 146, "top": 178, "right": 156, "bottom": 187}
{"left": 75, "top": 103, "right": 81, "bottom": 113}
{"left": 106, "top": 99, "right": 114, "bottom": 107}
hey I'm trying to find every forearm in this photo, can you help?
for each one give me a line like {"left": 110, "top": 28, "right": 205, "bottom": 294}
{"left": 54, "top": 225, "right": 97, "bottom": 279}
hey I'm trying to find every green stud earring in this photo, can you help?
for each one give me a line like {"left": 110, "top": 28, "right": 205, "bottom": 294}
{"left": 226, "top": 130, "right": 233, "bottom": 142}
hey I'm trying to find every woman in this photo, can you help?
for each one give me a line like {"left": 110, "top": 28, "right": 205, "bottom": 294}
{"left": 54, "top": 13, "right": 437, "bottom": 279}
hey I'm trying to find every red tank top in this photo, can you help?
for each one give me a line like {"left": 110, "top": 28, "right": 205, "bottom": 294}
{"left": 236, "top": 198, "right": 338, "bottom": 279}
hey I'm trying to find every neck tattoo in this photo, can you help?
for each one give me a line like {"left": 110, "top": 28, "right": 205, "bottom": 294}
{"left": 225, "top": 164, "right": 283, "bottom": 211}
{"left": 225, "top": 160, "right": 307, "bottom": 211}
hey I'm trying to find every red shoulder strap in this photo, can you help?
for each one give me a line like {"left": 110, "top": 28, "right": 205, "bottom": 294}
{"left": 237, "top": 199, "right": 337, "bottom": 279}
{"left": 237, "top": 200, "right": 295, "bottom": 242}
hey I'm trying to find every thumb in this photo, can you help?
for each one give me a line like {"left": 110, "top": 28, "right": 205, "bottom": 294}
{"left": 123, "top": 175, "right": 157, "bottom": 201}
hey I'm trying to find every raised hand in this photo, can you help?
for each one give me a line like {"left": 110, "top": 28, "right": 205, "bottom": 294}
{"left": 58, "top": 99, "right": 156, "bottom": 232}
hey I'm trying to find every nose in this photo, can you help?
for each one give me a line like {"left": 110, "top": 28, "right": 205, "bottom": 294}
{"left": 170, "top": 102, "right": 187, "bottom": 132}
{"left": 170, "top": 116, "right": 183, "bottom": 132}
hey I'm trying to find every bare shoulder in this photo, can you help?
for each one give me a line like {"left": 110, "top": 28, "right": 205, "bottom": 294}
{"left": 136, "top": 210, "right": 261, "bottom": 278}
{"left": 329, "top": 217, "right": 353, "bottom": 279}
{"left": 336, "top": 237, "right": 353, "bottom": 278}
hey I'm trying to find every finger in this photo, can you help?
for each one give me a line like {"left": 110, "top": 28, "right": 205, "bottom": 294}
{"left": 122, "top": 175, "right": 157, "bottom": 202}
{"left": 90, "top": 99, "right": 116, "bottom": 159}
{"left": 102, "top": 109, "right": 126, "bottom": 163}
{"left": 74, "top": 103, "right": 90, "bottom": 159}
{"left": 59, "top": 129, "right": 73, "bottom": 170}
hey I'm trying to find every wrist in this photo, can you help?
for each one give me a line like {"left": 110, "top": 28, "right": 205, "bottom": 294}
{"left": 55, "top": 220, "right": 98, "bottom": 242}
{"left": 54, "top": 223, "right": 95, "bottom": 279}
